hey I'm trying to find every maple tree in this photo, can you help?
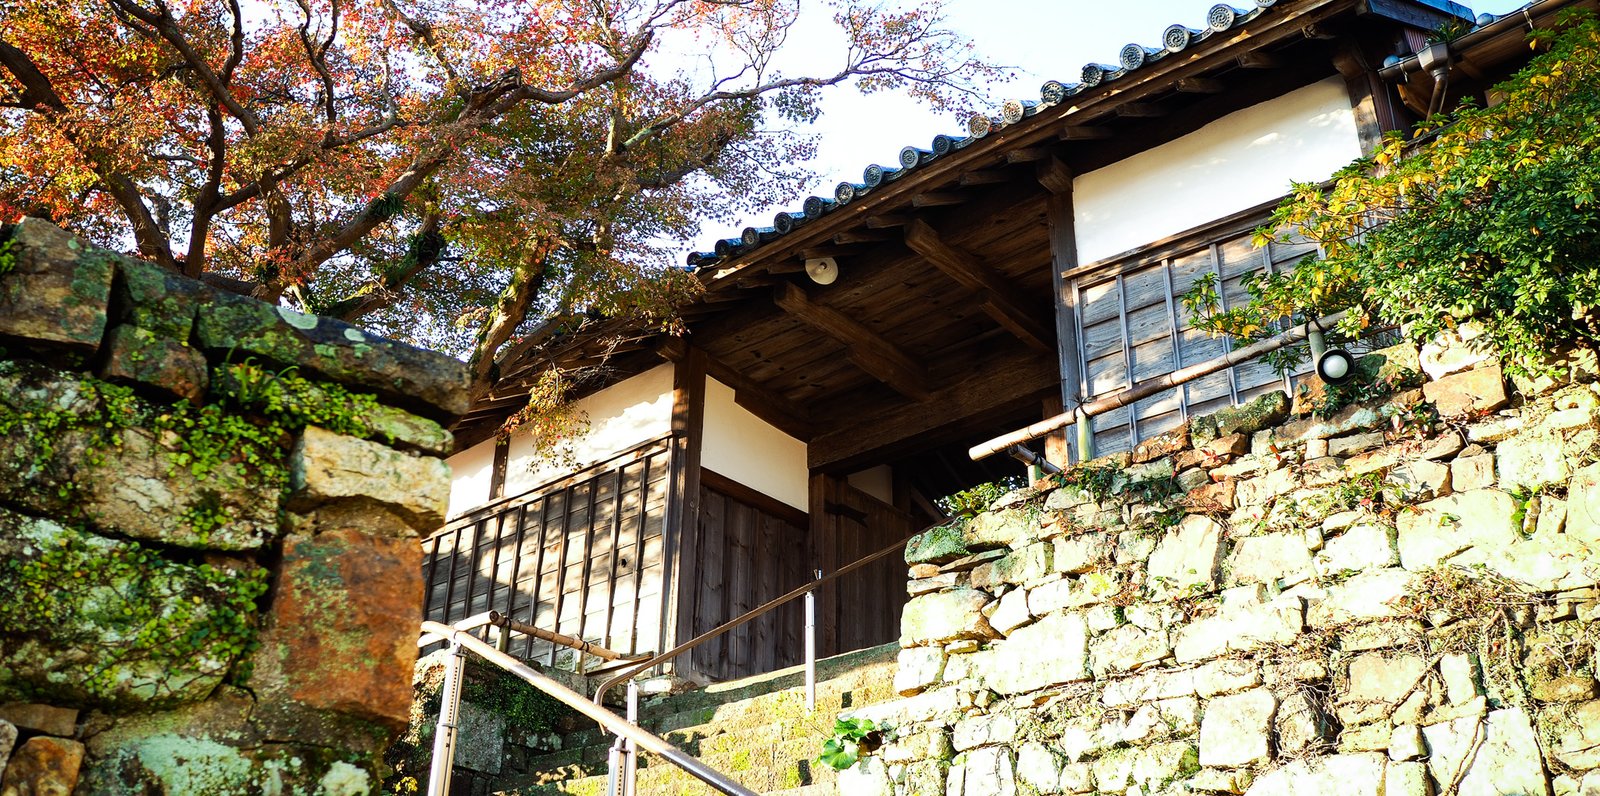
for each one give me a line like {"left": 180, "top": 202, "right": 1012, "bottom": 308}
{"left": 0, "top": 0, "right": 995, "bottom": 399}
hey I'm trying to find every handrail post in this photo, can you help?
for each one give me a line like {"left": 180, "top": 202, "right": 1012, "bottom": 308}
{"left": 1075, "top": 407, "right": 1094, "bottom": 463}
{"left": 624, "top": 681, "right": 640, "bottom": 796}
{"left": 426, "top": 640, "right": 467, "bottom": 796}
{"left": 805, "top": 569, "right": 820, "bottom": 711}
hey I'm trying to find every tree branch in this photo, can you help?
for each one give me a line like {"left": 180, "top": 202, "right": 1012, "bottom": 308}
{"left": 106, "top": 0, "right": 263, "bottom": 135}
{"left": 467, "top": 237, "right": 554, "bottom": 398}
{"left": 326, "top": 211, "right": 445, "bottom": 320}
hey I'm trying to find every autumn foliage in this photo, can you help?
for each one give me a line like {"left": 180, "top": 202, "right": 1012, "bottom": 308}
{"left": 0, "top": 0, "right": 995, "bottom": 396}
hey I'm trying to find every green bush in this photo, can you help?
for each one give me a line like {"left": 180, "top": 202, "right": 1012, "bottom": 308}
{"left": 1190, "top": 11, "right": 1600, "bottom": 378}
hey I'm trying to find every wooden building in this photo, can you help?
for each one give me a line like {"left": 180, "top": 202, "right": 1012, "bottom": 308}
{"left": 428, "top": 0, "right": 1578, "bottom": 683}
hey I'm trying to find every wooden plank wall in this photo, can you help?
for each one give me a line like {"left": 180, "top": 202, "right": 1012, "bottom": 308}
{"left": 683, "top": 470, "right": 811, "bottom": 681}
{"left": 1073, "top": 223, "right": 1317, "bottom": 455}
{"left": 422, "top": 438, "right": 673, "bottom": 669}
{"left": 811, "top": 475, "right": 913, "bottom": 659}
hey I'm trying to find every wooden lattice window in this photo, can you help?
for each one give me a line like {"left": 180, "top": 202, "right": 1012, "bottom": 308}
{"left": 1068, "top": 213, "right": 1318, "bottom": 456}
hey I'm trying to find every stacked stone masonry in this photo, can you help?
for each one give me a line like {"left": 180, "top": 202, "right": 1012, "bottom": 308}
{"left": 866, "top": 336, "right": 1600, "bottom": 796}
{"left": 0, "top": 218, "right": 468, "bottom": 793}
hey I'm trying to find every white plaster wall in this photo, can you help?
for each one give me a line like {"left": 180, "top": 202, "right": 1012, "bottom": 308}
{"left": 847, "top": 465, "right": 894, "bottom": 505}
{"left": 701, "top": 377, "right": 810, "bottom": 511}
{"left": 444, "top": 364, "right": 676, "bottom": 518}
{"left": 445, "top": 436, "right": 497, "bottom": 519}
{"left": 507, "top": 364, "right": 676, "bottom": 494}
{"left": 1073, "top": 77, "right": 1361, "bottom": 265}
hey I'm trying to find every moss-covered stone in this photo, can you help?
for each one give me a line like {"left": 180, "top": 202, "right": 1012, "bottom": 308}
{"left": 0, "top": 507, "right": 267, "bottom": 708}
{"left": 0, "top": 218, "right": 114, "bottom": 360}
{"left": 112, "top": 256, "right": 203, "bottom": 340}
{"left": 1190, "top": 390, "right": 1290, "bottom": 445}
{"left": 195, "top": 289, "right": 472, "bottom": 421}
{"left": 905, "top": 523, "right": 971, "bottom": 565}
{"left": 99, "top": 324, "right": 209, "bottom": 402}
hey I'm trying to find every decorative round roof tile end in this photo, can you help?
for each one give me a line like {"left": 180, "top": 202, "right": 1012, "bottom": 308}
{"left": 834, "top": 182, "right": 857, "bottom": 204}
{"left": 1208, "top": 4, "right": 1238, "bottom": 31}
{"left": 1119, "top": 43, "right": 1147, "bottom": 70}
{"left": 1081, "top": 63, "right": 1105, "bottom": 87}
{"left": 967, "top": 114, "right": 993, "bottom": 138}
{"left": 1164, "top": 24, "right": 1194, "bottom": 51}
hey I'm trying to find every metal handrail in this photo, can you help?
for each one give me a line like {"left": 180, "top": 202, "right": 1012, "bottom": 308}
{"left": 591, "top": 524, "right": 931, "bottom": 713}
{"left": 969, "top": 309, "right": 1349, "bottom": 463}
{"left": 421, "top": 620, "right": 759, "bottom": 796}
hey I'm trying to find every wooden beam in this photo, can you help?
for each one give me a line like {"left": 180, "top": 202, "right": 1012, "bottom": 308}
{"left": 1035, "top": 156, "right": 1074, "bottom": 196}
{"left": 808, "top": 349, "right": 1058, "bottom": 471}
{"left": 833, "top": 230, "right": 894, "bottom": 245}
{"left": 1004, "top": 148, "right": 1050, "bottom": 164}
{"left": 1062, "top": 125, "right": 1114, "bottom": 140}
{"left": 1176, "top": 77, "right": 1226, "bottom": 94}
{"left": 1237, "top": 51, "right": 1283, "bottom": 69}
{"left": 1300, "top": 22, "right": 1337, "bottom": 39}
{"left": 864, "top": 214, "right": 912, "bottom": 229}
{"left": 903, "top": 219, "right": 1054, "bottom": 353}
{"left": 959, "top": 170, "right": 1010, "bottom": 186}
{"left": 798, "top": 245, "right": 853, "bottom": 260}
{"left": 1332, "top": 43, "right": 1389, "bottom": 157}
{"left": 773, "top": 282, "right": 930, "bottom": 400}
{"left": 1115, "top": 102, "right": 1168, "bottom": 118}
{"left": 911, "top": 192, "right": 967, "bottom": 208}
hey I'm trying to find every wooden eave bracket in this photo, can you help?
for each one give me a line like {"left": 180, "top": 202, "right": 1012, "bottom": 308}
{"left": 773, "top": 282, "right": 931, "bottom": 401}
{"left": 902, "top": 219, "right": 1054, "bottom": 353}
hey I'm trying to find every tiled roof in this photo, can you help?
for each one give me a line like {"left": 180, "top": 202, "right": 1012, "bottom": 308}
{"left": 684, "top": 0, "right": 1287, "bottom": 268}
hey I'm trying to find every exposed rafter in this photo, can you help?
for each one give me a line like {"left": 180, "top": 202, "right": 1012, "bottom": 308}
{"left": 657, "top": 337, "right": 814, "bottom": 439}
{"left": 911, "top": 192, "right": 967, "bottom": 208}
{"left": 1062, "top": 125, "right": 1114, "bottom": 140}
{"left": 773, "top": 282, "right": 930, "bottom": 401}
{"left": 1176, "top": 77, "right": 1226, "bottom": 93}
{"left": 902, "top": 219, "right": 1054, "bottom": 353}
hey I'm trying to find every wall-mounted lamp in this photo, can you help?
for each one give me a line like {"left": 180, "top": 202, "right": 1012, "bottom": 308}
{"left": 1307, "top": 321, "right": 1357, "bottom": 386}
{"left": 805, "top": 257, "right": 839, "bottom": 285}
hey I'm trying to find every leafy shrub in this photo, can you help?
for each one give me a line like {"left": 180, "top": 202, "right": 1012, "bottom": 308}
{"left": 1191, "top": 11, "right": 1600, "bottom": 378}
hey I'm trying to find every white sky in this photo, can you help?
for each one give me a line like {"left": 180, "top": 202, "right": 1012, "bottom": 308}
{"left": 689, "top": 0, "right": 1534, "bottom": 248}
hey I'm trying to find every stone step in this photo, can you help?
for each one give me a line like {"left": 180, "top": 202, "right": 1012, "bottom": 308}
{"left": 493, "top": 643, "right": 900, "bottom": 796}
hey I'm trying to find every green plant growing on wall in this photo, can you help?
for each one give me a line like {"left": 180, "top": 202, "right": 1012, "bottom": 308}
{"left": 1182, "top": 10, "right": 1600, "bottom": 380}
{"left": 937, "top": 475, "right": 1025, "bottom": 521}
{"left": 818, "top": 717, "right": 883, "bottom": 771}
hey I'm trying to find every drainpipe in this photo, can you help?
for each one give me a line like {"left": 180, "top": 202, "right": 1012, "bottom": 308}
{"left": 1417, "top": 41, "right": 1453, "bottom": 116}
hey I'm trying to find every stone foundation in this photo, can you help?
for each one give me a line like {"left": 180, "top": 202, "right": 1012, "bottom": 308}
{"left": 0, "top": 219, "right": 467, "bottom": 792}
{"left": 862, "top": 338, "right": 1600, "bottom": 796}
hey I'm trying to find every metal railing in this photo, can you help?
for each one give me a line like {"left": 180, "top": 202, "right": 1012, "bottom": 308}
{"left": 419, "top": 618, "right": 759, "bottom": 796}
{"left": 590, "top": 527, "right": 921, "bottom": 713}
{"left": 970, "top": 310, "right": 1348, "bottom": 466}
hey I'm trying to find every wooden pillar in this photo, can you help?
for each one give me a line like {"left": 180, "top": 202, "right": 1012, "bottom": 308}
{"left": 1334, "top": 42, "right": 1399, "bottom": 157}
{"left": 661, "top": 344, "right": 707, "bottom": 679}
{"left": 488, "top": 436, "right": 510, "bottom": 500}
{"left": 807, "top": 472, "right": 839, "bottom": 658}
{"left": 1040, "top": 156, "right": 1085, "bottom": 463}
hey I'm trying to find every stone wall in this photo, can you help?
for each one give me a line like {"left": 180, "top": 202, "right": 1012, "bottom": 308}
{"left": 857, "top": 334, "right": 1600, "bottom": 796}
{"left": 0, "top": 219, "right": 467, "bottom": 793}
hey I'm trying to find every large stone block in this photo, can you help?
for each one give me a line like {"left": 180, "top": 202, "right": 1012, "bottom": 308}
{"left": 901, "top": 588, "right": 993, "bottom": 646}
{"left": 1174, "top": 597, "right": 1303, "bottom": 663}
{"left": 1226, "top": 532, "right": 1313, "bottom": 587}
{"left": 1555, "top": 700, "right": 1600, "bottom": 769}
{"left": 0, "top": 703, "right": 77, "bottom": 736}
{"left": 1569, "top": 463, "right": 1600, "bottom": 544}
{"left": 962, "top": 508, "right": 1034, "bottom": 550}
{"left": 0, "top": 364, "right": 281, "bottom": 551}
{"left": 966, "top": 612, "right": 1089, "bottom": 695}
{"left": 0, "top": 218, "right": 114, "bottom": 359}
{"left": 98, "top": 325, "right": 209, "bottom": 402}
{"left": 1315, "top": 522, "right": 1398, "bottom": 576}
{"left": 250, "top": 527, "right": 422, "bottom": 734}
{"left": 1191, "top": 391, "right": 1290, "bottom": 446}
{"left": 894, "top": 647, "right": 946, "bottom": 696}
{"left": 194, "top": 290, "right": 472, "bottom": 421}
{"left": 1423, "top": 364, "right": 1508, "bottom": 418}
{"left": 905, "top": 523, "right": 971, "bottom": 565}
{"left": 1399, "top": 488, "right": 1594, "bottom": 591}
{"left": 289, "top": 425, "right": 450, "bottom": 531}
{"left": 1090, "top": 624, "right": 1171, "bottom": 677}
{"left": 1200, "top": 688, "right": 1276, "bottom": 768}
{"left": 1, "top": 736, "right": 84, "bottom": 796}
{"left": 111, "top": 256, "right": 204, "bottom": 339}
{"left": 1498, "top": 430, "right": 1573, "bottom": 491}
{"left": 1306, "top": 568, "right": 1410, "bottom": 628}
{"left": 1339, "top": 652, "right": 1432, "bottom": 726}
{"left": 0, "top": 508, "right": 265, "bottom": 707}
{"left": 1243, "top": 753, "right": 1386, "bottom": 796}
{"left": 1424, "top": 709, "right": 1548, "bottom": 796}
{"left": 1149, "top": 515, "right": 1225, "bottom": 598}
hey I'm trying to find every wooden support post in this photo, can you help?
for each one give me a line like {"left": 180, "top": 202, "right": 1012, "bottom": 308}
{"left": 1039, "top": 156, "right": 1085, "bottom": 463}
{"left": 489, "top": 435, "right": 510, "bottom": 499}
{"left": 1334, "top": 43, "right": 1398, "bottom": 156}
{"left": 663, "top": 345, "right": 707, "bottom": 680}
